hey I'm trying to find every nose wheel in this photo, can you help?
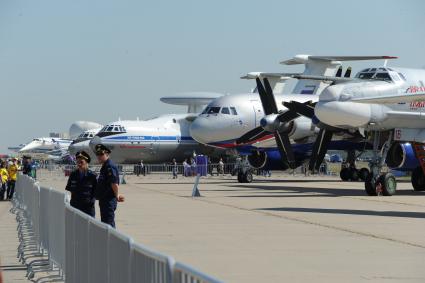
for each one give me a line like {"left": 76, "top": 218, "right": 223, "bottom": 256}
{"left": 364, "top": 131, "right": 397, "bottom": 196}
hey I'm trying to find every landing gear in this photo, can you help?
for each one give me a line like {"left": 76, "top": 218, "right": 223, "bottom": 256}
{"left": 340, "top": 166, "right": 369, "bottom": 182}
{"left": 236, "top": 156, "right": 254, "bottom": 183}
{"left": 237, "top": 171, "right": 253, "bottom": 183}
{"left": 358, "top": 167, "right": 370, "bottom": 181}
{"left": 411, "top": 166, "right": 425, "bottom": 191}
{"left": 363, "top": 131, "right": 397, "bottom": 196}
{"left": 339, "top": 150, "right": 369, "bottom": 182}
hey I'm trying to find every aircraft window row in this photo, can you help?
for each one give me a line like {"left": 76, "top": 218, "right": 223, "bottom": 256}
{"left": 202, "top": 106, "right": 238, "bottom": 115}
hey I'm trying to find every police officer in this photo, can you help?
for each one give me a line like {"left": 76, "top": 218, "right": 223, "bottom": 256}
{"left": 65, "top": 151, "right": 97, "bottom": 217}
{"left": 94, "top": 144, "right": 124, "bottom": 228}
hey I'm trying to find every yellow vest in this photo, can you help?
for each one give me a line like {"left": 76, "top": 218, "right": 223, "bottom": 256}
{"left": 0, "top": 168, "right": 8, "bottom": 183}
{"left": 7, "top": 164, "right": 18, "bottom": 181}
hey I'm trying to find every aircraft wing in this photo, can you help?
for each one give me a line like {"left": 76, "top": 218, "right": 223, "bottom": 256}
{"left": 281, "top": 55, "right": 397, "bottom": 65}
{"left": 292, "top": 74, "right": 355, "bottom": 84}
{"left": 350, "top": 92, "right": 425, "bottom": 104}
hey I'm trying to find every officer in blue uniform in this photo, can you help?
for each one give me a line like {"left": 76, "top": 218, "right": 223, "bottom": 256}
{"left": 65, "top": 151, "right": 97, "bottom": 217}
{"left": 94, "top": 144, "right": 124, "bottom": 228}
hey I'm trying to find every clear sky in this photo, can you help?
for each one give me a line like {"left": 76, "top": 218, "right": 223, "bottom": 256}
{"left": 0, "top": 0, "right": 424, "bottom": 154}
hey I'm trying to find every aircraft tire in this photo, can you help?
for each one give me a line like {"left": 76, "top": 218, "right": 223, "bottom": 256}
{"left": 244, "top": 172, "right": 253, "bottom": 183}
{"left": 411, "top": 167, "right": 425, "bottom": 191}
{"left": 237, "top": 172, "right": 244, "bottom": 183}
{"left": 358, "top": 168, "right": 370, "bottom": 181}
{"left": 349, "top": 168, "right": 359, "bottom": 181}
{"left": 340, "top": 168, "right": 350, "bottom": 181}
{"left": 364, "top": 173, "right": 378, "bottom": 196}
{"left": 378, "top": 173, "right": 397, "bottom": 196}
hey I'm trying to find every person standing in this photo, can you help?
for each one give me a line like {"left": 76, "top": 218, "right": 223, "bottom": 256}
{"left": 140, "top": 159, "right": 145, "bottom": 176}
{"left": 218, "top": 158, "right": 224, "bottom": 176}
{"left": 190, "top": 158, "right": 197, "bottom": 176}
{"left": 65, "top": 151, "right": 97, "bottom": 217}
{"left": 94, "top": 144, "right": 124, "bottom": 228}
{"left": 0, "top": 162, "right": 8, "bottom": 201}
{"left": 7, "top": 158, "right": 18, "bottom": 200}
{"left": 172, "top": 158, "right": 178, "bottom": 179}
{"left": 182, "top": 159, "right": 189, "bottom": 177}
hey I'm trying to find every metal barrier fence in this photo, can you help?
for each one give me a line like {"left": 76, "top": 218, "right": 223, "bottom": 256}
{"left": 12, "top": 174, "right": 223, "bottom": 283}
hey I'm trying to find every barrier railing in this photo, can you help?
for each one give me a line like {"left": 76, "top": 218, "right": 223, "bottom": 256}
{"left": 12, "top": 174, "right": 223, "bottom": 283}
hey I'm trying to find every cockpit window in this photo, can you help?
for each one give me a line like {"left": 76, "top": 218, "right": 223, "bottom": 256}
{"left": 355, "top": 68, "right": 393, "bottom": 82}
{"left": 207, "top": 107, "right": 220, "bottom": 114}
{"left": 96, "top": 124, "right": 127, "bottom": 137}
{"left": 373, "top": 72, "right": 392, "bottom": 81}
{"left": 230, "top": 107, "right": 238, "bottom": 115}
{"left": 201, "top": 107, "right": 210, "bottom": 114}
{"left": 356, "top": 72, "right": 374, "bottom": 79}
{"left": 221, "top": 107, "right": 230, "bottom": 114}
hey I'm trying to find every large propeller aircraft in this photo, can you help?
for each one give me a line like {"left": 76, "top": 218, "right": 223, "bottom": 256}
{"left": 283, "top": 56, "right": 425, "bottom": 195}
{"left": 190, "top": 55, "right": 386, "bottom": 183}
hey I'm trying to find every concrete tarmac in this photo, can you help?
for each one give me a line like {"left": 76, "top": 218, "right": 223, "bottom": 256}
{"left": 38, "top": 170, "right": 425, "bottom": 283}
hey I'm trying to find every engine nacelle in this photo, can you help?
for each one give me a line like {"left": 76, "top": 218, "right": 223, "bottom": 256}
{"left": 247, "top": 151, "right": 267, "bottom": 169}
{"left": 288, "top": 117, "right": 317, "bottom": 141}
{"left": 386, "top": 142, "right": 420, "bottom": 171}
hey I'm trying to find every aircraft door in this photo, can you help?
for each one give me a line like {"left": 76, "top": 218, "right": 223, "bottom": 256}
{"left": 149, "top": 135, "right": 160, "bottom": 155}
{"left": 250, "top": 100, "right": 263, "bottom": 127}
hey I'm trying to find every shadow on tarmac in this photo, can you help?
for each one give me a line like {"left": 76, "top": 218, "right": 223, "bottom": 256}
{"left": 256, "top": 207, "right": 425, "bottom": 219}
{"left": 227, "top": 184, "right": 424, "bottom": 197}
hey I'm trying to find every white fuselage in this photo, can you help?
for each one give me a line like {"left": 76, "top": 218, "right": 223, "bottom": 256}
{"left": 88, "top": 114, "right": 216, "bottom": 164}
{"left": 19, "top": 138, "right": 72, "bottom": 155}
{"left": 190, "top": 93, "right": 318, "bottom": 148}
{"left": 315, "top": 67, "right": 425, "bottom": 130}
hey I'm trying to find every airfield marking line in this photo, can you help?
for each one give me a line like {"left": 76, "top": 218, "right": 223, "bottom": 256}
{"left": 134, "top": 183, "right": 425, "bottom": 250}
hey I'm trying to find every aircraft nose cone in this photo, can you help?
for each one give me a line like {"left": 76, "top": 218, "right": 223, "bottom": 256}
{"left": 189, "top": 117, "right": 211, "bottom": 144}
{"left": 89, "top": 136, "right": 102, "bottom": 153}
{"left": 68, "top": 144, "right": 77, "bottom": 155}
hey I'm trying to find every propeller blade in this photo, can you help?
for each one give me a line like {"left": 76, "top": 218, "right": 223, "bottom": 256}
{"left": 236, "top": 127, "right": 268, "bottom": 145}
{"left": 344, "top": 67, "right": 352, "bottom": 78}
{"left": 283, "top": 101, "right": 316, "bottom": 119}
{"left": 274, "top": 131, "right": 296, "bottom": 169}
{"left": 335, "top": 66, "right": 343, "bottom": 77}
{"left": 277, "top": 110, "right": 300, "bottom": 123}
{"left": 262, "top": 78, "right": 279, "bottom": 114}
{"left": 308, "top": 129, "right": 333, "bottom": 172}
{"left": 255, "top": 78, "right": 277, "bottom": 115}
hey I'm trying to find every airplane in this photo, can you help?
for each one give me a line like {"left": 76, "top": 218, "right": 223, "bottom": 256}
{"left": 18, "top": 137, "right": 73, "bottom": 158}
{"left": 8, "top": 144, "right": 26, "bottom": 153}
{"left": 190, "top": 55, "right": 397, "bottom": 183}
{"left": 88, "top": 94, "right": 226, "bottom": 164}
{"left": 282, "top": 56, "right": 425, "bottom": 195}
{"left": 68, "top": 127, "right": 103, "bottom": 161}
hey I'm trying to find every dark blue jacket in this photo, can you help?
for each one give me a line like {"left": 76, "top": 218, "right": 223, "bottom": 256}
{"left": 95, "top": 159, "right": 119, "bottom": 201}
{"left": 65, "top": 169, "right": 97, "bottom": 204}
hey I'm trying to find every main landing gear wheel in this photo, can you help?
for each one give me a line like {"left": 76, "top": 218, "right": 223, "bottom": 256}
{"left": 377, "top": 173, "right": 397, "bottom": 196}
{"left": 364, "top": 173, "right": 397, "bottom": 196}
{"left": 358, "top": 168, "right": 370, "bottom": 182}
{"left": 340, "top": 168, "right": 350, "bottom": 181}
{"left": 237, "top": 171, "right": 253, "bottom": 183}
{"left": 364, "top": 173, "right": 378, "bottom": 196}
{"left": 340, "top": 167, "right": 364, "bottom": 181}
{"left": 411, "top": 167, "right": 425, "bottom": 191}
